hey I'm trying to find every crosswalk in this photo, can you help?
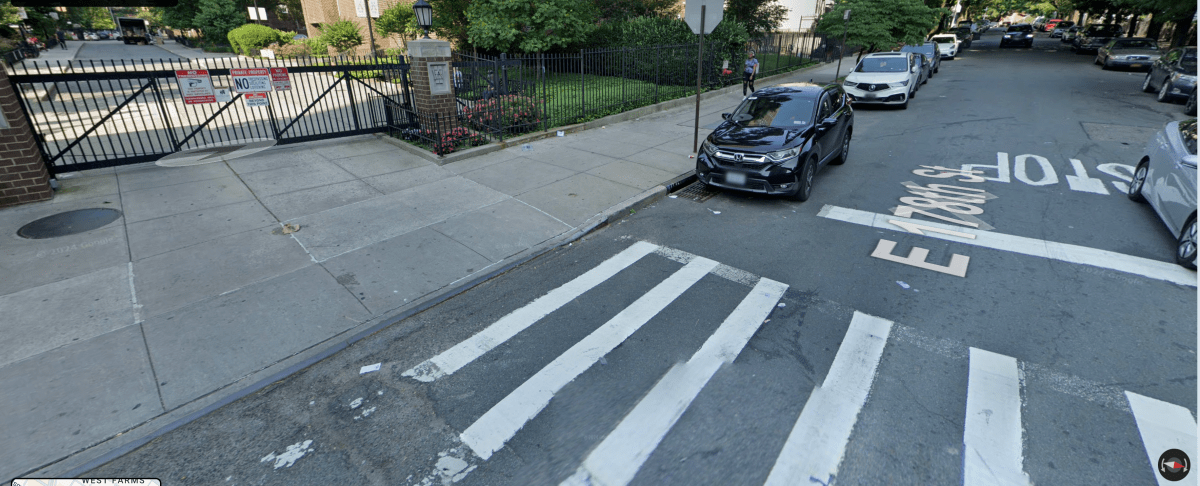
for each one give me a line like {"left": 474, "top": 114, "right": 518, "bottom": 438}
{"left": 403, "top": 241, "right": 1196, "bottom": 486}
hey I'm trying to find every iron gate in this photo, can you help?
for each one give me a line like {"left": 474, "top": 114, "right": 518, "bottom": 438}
{"left": 9, "top": 56, "right": 413, "bottom": 174}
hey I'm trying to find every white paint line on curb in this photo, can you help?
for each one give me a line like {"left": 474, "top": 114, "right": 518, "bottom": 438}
{"left": 817, "top": 205, "right": 1197, "bottom": 287}
{"left": 963, "top": 348, "right": 1030, "bottom": 486}
{"left": 460, "top": 256, "right": 719, "bottom": 460}
{"left": 564, "top": 277, "right": 788, "bottom": 486}
{"left": 1126, "top": 391, "right": 1198, "bottom": 486}
{"left": 403, "top": 241, "right": 659, "bottom": 382}
{"left": 764, "top": 311, "right": 893, "bottom": 486}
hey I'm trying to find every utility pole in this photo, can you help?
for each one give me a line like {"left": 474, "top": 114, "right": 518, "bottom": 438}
{"left": 834, "top": 9, "right": 849, "bottom": 82}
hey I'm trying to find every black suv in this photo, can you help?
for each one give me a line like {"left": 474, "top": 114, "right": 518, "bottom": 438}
{"left": 1000, "top": 24, "right": 1034, "bottom": 47}
{"left": 1073, "top": 24, "right": 1123, "bottom": 53}
{"left": 696, "top": 83, "right": 853, "bottom": 201}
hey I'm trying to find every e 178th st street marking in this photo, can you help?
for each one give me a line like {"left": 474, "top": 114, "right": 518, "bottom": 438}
{"left": 961, "top": 152, "right": 1135, "bottom": 195}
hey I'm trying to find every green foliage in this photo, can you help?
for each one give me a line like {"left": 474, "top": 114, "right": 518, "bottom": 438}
{"left": 277, "top": 37, "right": 329, "bottom": 57}
{"left": 587, "top": 16, "right": 749, "bottom": 74}
{"left": 195, "top": 0, "right": 245, "bottom": 43}
{"left": 377, "top": 1, "right": 422, "bottom": 43}
{"left": 592, "top": 0, "right": 681, "bottom": 22}
{"left": 67, "top": 7, "right": 115, "bottom": 30}
{"left": 817, "top": 0, "right": 943, "bottom": 53}
{"left": 227, "top": 24, "right": 290, "bottom": 55}
{"left": 466, "top": 0, "right": 597, "bottom": 53}
{"left": 725, "top": 0, "right": 789, "bottom": 39}
{"left": 154, "top": 0, "right": 201, "bottom": 30}
{"left": 320, "top": 19, "right": 363, "bottom": 54}
{"left": 0, "top": 1, "right": 19, "bottom": 26}
{"left": 429, "top": 0, "right": 473, "bottom": 48}
{"left": 462, "top": 95, "right": 543, "bottom": 134}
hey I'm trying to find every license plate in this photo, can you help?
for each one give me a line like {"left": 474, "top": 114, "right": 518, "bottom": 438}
{"left": 1130, "top": 63, "right": 1143, "bottom": 69}
{"left": 863, "top": 93, "right": 877, "bottom": 99}
{"left": 725, "top": 171, "right": 747, "bottom": 185}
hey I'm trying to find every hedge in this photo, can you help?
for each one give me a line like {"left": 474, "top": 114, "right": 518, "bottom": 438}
{"left": 227, "top": 24, "right": 293, "bottom": 56}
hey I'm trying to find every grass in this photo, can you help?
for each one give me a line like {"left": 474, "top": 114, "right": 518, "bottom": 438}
{"left": 534, "top": 72, "right": 697, "bottom": 127}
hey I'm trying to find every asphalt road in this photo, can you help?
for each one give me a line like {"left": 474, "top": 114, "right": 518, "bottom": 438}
{"left": 86, "top": 29, "right": 1196, "bottom": 485}
{"left": 74, "top": 40, "right": 181, "bottom": 61}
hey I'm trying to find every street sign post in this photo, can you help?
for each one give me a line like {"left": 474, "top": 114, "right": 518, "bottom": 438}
{"left": 684, "top": 0, "right": 723, "bottom": 153}
{"left": 356, "top": 0, "right": 380, "bottom": 59}
{"left": 230, "top": 68, "right": 272, "bottom": 94}
{"left": 270, "top": 68, "right": 291, "bottom": 91}
{"left": 175, "top": 70, "right": 215, "bottom": 104}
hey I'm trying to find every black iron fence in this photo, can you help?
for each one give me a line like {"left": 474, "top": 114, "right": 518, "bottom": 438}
{"left": 10, "top": 55, "right": 412, "bottom": 173}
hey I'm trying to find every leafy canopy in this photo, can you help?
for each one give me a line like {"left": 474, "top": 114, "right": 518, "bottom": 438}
{"left": 194, "top": 0, "right": 245, "bottom": 42}
{"left": 376, "top": 1, "right": 422, "bottom": 42}
{"left": 817, "top": 0, "right": 944, "bottom": 53}
{"left": 725, "top": 0, "right": 789, "bottom": 39}
{"left": 466, "top": 0, "right": 597, "bottom": 53}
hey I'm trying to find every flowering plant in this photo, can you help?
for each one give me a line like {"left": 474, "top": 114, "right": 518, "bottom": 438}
{"left": 461, "top": 94, "right": 543, "bottom": 135}
{"left": 396, "top": 126, "right": 487, "bottom": 155}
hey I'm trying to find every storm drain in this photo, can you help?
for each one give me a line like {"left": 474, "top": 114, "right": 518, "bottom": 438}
{"left": 672, "top": 181, "right": 721, "bottom": 202}
{"left": 18, "top": 208, "right": 122, "bottom": 239}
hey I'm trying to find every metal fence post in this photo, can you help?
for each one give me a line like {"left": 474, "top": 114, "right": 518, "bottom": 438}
{"left": 579, "top": 49, "right": 585, "bottom": 121}
{"left": 654, "top": 45, "right": 660, "bottom": 103}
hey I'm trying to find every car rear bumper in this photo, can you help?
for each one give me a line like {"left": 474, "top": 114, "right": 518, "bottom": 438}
{"left": 1107, "top": 58, "right": 1159, "bottom": 68}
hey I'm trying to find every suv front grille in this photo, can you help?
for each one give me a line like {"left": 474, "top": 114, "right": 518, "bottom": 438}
{"left": 856, "top": 82, "right": 890, "bottom": 91}
{"left": 714, "top": 149, "right": 769, "bottom": 168}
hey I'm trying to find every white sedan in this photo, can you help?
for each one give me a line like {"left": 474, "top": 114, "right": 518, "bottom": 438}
{"left": 1128, "top": 119, "right": 1198, "bottom": 268}
{"left": 930, "top": 34, "right": 959, "bottom": 59}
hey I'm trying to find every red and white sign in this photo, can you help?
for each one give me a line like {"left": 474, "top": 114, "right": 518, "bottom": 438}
{"left": 244, "top": 92, "right": 269, "bottom": 107}
{"left": 270, "top": 68, "right": 291, "bottom": 91}
{"left": 230, "top": 68, "right": 272, "bottom": 93}
{"left": 175, "top": 70, "right": 215, "bottom": 104}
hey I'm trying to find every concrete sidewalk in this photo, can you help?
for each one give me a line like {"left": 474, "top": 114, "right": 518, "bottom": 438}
{"left": 1, "top": 56, "right": 860, "bottom": 481}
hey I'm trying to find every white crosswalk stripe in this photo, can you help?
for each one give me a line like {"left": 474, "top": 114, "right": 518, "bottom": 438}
{"left": 764, "top": 311, "right": 893, "bottom": 486}
{"left": 460, "top": 256, "right": 720, "bottom": 460}
{"left": 402, "top": 241, "right": 659, "bottom": 382}
{"left": 1127, "top": 391, "right": 1198, "bottom": 486}
{"left": 963, "top": 348, "right": 1031, "bottom": 486}
{"left": 562, "top": 277, "right": 789, "bottom": 486}
{"left": 400, "top": 241, "right": 1192, "bottom": 486}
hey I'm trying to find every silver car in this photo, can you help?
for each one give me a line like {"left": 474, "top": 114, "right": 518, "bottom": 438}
{"left": 1128, "top": 119, "right": 1198, "bottom": 269}
{"left": 1096, "top": 37, "right": 1162, "bottom": 70}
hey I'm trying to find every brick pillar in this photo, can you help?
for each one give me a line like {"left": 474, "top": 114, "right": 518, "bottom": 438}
{"left": 406, "top": 38, "right": 459, "bottom": 136}
{"left": 0, "top": 67, "right": 51, "bottom": 208}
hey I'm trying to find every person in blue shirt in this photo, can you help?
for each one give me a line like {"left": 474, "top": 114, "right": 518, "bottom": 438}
{"left": 743, "top": 51, "right": 759, "bottom": 96}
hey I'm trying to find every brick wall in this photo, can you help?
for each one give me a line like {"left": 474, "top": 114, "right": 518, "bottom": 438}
{"left": 409, "top": 55, "right": 459, "bottom": 129}
{"left": 0, "top": 67, "right": 52, "bottom": 208}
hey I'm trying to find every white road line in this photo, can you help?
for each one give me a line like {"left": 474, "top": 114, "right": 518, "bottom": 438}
{"left": 817, "top": 205, "right": 1197, "bottom": 287}
{"left": 1126, "top": 392, "right": 1198, "bottom": 486}
{"left": 460, "top": 256, "right": 720, "bottom": 460}
{"left": 563, "top": 278, "right": 789, "bottom": 486}
{"left": 764, "top": 311, "right": 893, "bottom": 486}
{"left": 402, "top": 241, "right": 659, "bottom": 382}
{"left": 963, "top": 348, "right": 1030, "bottom": 486}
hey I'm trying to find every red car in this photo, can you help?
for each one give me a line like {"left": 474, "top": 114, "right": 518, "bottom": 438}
{"left": 1043, "top": 19, "right": 1064, "bottom": 31}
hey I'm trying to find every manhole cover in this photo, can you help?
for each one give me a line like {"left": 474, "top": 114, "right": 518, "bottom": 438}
{"left": 673, "top": 181, "right": 721, "bottom": 202}
{"left": 18, "top": 208, "right": 122, "bottom": 239}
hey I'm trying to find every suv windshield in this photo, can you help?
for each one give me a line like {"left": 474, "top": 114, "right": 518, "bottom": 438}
{"left": 1112, "top": 39, "right": 1158, "bottom": 49}
{"left": 731, "top": 94, "right": 816, "bottom": 129}
{"left": 900, "top": 45, "right": 936, "bottom": 58}
{"left": 1007, "top": 25, "right": 1032, "bottom": 32}
{"left": 1085, "top": 25, "right": 1121, "bottom": 36}
{"left": 931, "top": 35, "right": 956, "bottom": 43}
{"left": 855, "top": 57, "right": 908, "bottom": 73}
{"left": 1182, "top": 53, "right": 1197, "bottom": 71}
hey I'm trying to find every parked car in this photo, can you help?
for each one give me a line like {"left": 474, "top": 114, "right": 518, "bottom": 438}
{"left": 1050, "top": 22, "right": 1075, "bottom": 37}
{"left": 1000, "top": 24, "right": 1035, "bottom": 47}
{"left": 899, "top": 42, "right": 941, "bottom": 76}
{"left": 1188, "top": 88, "right": 1197, "bottom": 116}
{"left": 953, "top": 27, "right": 974, "bottom": 48}
{"left": 930, "top": 34, "right": 959, "bottom": 58}
{"left": 1142, "top": 47, "right": 1197, "bottom": 103}
{"left": 1042, "top": 19, "right": 1065, "bottom": 31}
{"left": 695, "top": 83, "right": 854, "bottom": 201}
{"left": 1127, "top": 119, "right": 1198, "bottom": 269}
{"left": 912, "top": 52, "right": 932, "bottom": 85}
{"left": 1061, "top": 26, "right": 1081, "bottom": 43}
{"left": 97, "top": 31, "right": 109, "bottom": 40}
{"left": 841, "top": 51, "right": 922, "bottom": 109}
{"left": 1073, "top": 24, "right": 1123, "bottom": 53}
{"left": 1095, "top": 37, "right": 1161, "bottom": 70}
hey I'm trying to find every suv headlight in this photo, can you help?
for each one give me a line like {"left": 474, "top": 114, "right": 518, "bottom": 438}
{"left": 700, "top": 139, "right": 717, "bottom": 155}
{"left": 766, "top": 147, "right": 801, "bottom": 162}
{"left": 1025, "top": 34, "right": 1034, "bottom": 38}
{"left": 843, "top": 78, "right": 855, "bottom": 86}
{"left": 897, "top": 79, "right": 910, "bottom": 86}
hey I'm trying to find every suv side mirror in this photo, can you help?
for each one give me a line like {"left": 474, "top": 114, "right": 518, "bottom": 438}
{"left": 722, "top": 113, "right": 731, "bottom": 120}
{"left": 818, "top": 117, "right": 838, "bottom": 129}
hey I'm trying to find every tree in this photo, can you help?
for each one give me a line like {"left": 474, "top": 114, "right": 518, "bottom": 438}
{"left": 429, "top": 0, "right": 473, "bottom": 48}
{"left": 274, "top": 0, "right": 306, "bottom": 32}
{"left": 817, "top": 0, "right": 944, "bottom": 57}
{"left": 194, "top": 0, "right": 245, "bottom": 43}
{"left": 67, "top": 7, "right": 115, "bottom": 30}
{"left": 154, "top": 0, "right": 202, "bottom": 31}
{"left": 591, "top": 0, "right": 681, "bottom": 23}
{"left": 465, "top": 0, "right": 596, "bottom": 53}
{"left": 320, "top": 19, "right": 364, "bottom": 54}
{"left": 376, "top": 1, "right": 421, "bottom": 50}
{"left": 725, "top": 0, "right": 789, "bottom": 39}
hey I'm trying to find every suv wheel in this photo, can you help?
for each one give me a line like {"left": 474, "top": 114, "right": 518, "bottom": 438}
{"left": 1142, "top": 73, "right": 1155, "bottom": 92}
{"left": 1157, "top": 82, "right": 1174, "bottom": 103}
{"left": 1178, "top": 215, "right": 1197, "bottom": 270}
{"left": 1128, "top": 160, "right": 1148, "bottom": 203}
{"left": 790, "top": 158, "right": 816, "bottom": 202}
